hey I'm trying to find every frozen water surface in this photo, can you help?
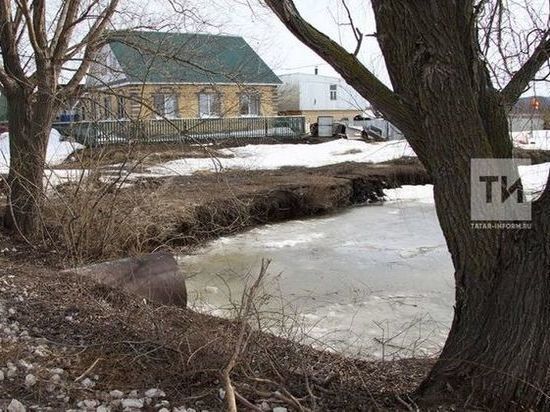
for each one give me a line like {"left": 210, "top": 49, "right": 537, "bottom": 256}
{"left": 180, "top": 186, "right": 455, "bottom": 359}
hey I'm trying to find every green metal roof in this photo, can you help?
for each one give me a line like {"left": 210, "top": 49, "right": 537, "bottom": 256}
{"left": 106, "top": 31, "right": 281, "bottom": 85}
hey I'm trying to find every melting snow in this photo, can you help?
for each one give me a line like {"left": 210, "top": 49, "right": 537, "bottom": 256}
{"left": 0, "top": 129, "right": 84, "bottom": 174}
{"left": 385, "top": 163, "right": 550, "bottom": 203}
{"left": 147, "top": 139, "right": 415, "bottom": 176}
{"left": 512, "top": 130, "right": 550, "bottom": 151}
{"left": 519, "top": 162, "right": 550, "bottom": 200}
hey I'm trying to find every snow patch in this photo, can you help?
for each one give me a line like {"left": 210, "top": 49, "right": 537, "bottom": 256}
{"left": 147, "top": 139, "right": 415, "bottom": 176}
{"left": 0, "top": 129, "right": 84, "bottom": 174}
{"left": 519, "top": 162, "right": 550, "bottom": 200}
{"left": 384, "top": 163, "right": 550, "bottom": 204}
{"left": 512, "top": 130, "right": 550, "bottom": 151}
{"left": 384, "top": 185, "right": 434, "bottom": 204}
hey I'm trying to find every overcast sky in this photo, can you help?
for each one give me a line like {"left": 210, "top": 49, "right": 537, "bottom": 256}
{"left": 175, "top": 0, "right": 548, "bottom": 98}
{"left": 114, "top": 0, "right": 550, "bottom": 98}
{"left": 204, "top": 0, "right": 386, "bottom": 78}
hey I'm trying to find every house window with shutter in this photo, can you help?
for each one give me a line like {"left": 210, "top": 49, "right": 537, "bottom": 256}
{"left": 199, "top": 92, "right": 221, "bottom": 118}
{"left": 153, "top": 93, "right": 179, "bottom": 119}
{"left": 239, "top": 93, "right": 260, "bottom": 117}
{"left": 330, "top": 84, "right": 337, "bottom": 101}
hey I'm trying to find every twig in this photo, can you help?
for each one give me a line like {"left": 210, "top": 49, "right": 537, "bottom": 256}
{"left": 221, "top": 259, "right": 271, "bottom": 412}
{"left": 234, "top": 390, "right": 264, "bottom": 411}
{"left": 74, "top": 357, "right": 102, "bottom": 382}
{"left": 395, "top": 394, "right": 416, "bottom": 412}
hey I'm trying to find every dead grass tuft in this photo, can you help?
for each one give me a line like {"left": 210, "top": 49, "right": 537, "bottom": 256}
{"left": 42, "top": 179, "right": 187, "bottom": 263}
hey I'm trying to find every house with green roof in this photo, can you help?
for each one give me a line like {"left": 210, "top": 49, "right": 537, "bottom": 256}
{"left": 84, "top": 30, "right": 281, "bottom": 120}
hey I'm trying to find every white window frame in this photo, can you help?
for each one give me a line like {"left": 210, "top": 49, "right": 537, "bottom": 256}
{"left": 153, "top": 93, "right": 179, "bottom": 119}
{"left": 239, "top": 93, "right": 261, "bottom": 117}
{"left": 199, "top": 92, "right": 221, "bottom": 118}
{"left": 329, "top": 84, "right": 337, "bottom": 101}
{"left": 116, "top": 95, "right": 126, "bottom": 119}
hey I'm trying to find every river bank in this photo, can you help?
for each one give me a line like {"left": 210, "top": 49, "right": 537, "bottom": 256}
{"left": 0, "top": 235, "right": 433, "bottom": 411}
{"left": 0, "top": 152, "right": 439, "bottom": 410}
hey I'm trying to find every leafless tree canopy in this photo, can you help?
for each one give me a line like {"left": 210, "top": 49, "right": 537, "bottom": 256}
{"left": 0, "top": 0, "right": 119, "bottom": 98}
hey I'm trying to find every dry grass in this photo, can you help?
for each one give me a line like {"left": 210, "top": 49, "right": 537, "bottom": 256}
{"left": 39, "top": 158, "right": 429, "bottom": 264}
{"left": 58, "top": 141, "right": 234, "bottom": 169}
{"left": 42, "top": 178, "right": 187, "bottom": 263}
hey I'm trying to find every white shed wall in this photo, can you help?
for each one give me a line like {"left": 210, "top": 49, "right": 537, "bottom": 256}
{"left": 278, "top": 73, "right": 370, "bottom": 111}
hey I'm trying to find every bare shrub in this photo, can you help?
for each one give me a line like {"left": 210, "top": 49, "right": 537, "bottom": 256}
{"left": 42, "top": 177, "right": 187, "bottom": 264}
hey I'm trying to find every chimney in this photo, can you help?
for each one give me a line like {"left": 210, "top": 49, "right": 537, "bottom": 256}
{"left": 314, "top": 66, "right": 318, "bottom": 75}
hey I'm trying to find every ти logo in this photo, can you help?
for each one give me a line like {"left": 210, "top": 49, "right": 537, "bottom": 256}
{"left": 471, "top": 158, "right": 531, "bottom": 222}
{"left": 478, "top": 175, "right": 524, "bottom": 204}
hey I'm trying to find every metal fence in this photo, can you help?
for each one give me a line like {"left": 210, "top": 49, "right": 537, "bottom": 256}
{"left": 53, "top": 116, "right": 306, "bottom": 146}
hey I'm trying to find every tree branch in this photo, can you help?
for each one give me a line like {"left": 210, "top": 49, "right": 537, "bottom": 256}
{"left": 341, "top": 0, "right": 363, "bottom": 56}
{"left": 14, "top": 0, "right": 43, "bottom": 60}
{"left": 51, "top": 0, "right": 82, "bottom": 62}
{"left": 61, "top": 0, "right": 119, "bottom": 97}
{"left": 0, "top": 1, "right": 27, "bottom": 85}
{"left": 263, "top": 0, "right": 421, "bottom": 138}
{"left": 501, "top": 32, "right": 550, "bottom": 106}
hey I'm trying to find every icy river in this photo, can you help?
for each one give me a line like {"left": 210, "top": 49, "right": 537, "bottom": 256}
{"left": 179, "top": 185, "right": 454, "bottom": 359}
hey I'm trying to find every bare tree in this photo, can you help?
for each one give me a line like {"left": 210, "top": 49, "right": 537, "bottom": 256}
{"left": 264, "top": 0, "right": 550, "bottom": 409}
{"left": 0, "top": 0, "right": 119, "bottom": 238}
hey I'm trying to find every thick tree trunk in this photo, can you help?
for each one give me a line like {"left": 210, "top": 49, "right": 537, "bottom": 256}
{"left": 417, "top": 204, "right": 550, "bottom": 409}
{"left": 368, "top": 1, "right": 550, "bottom": 408}
{"left": 264, "top": 0, "right": 550, "bottom": 408}
{"left": 3, "top": 88, "right": 55, "bottom": 239}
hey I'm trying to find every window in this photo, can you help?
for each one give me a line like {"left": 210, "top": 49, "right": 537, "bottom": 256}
{"left": 116, "top": 96, "right": 126, "bottom": 119}
{"left": 91, "top": 100, "right": 99, "bottom": 120}
{"left": 129, "top": 93, "right": 140, "bottom": 117}
{"left": 199, "top": 92, "right": 221, "bottom": 118}
{"left": 330, "top": 84, "right": 337, "bottom": 101}
{"left": 153, "top": 93, "right": 179, "bottom": 118}
{"left": 103, "top": 96, "right": 112, "bottom": 119}
{"left": 239, "top": 93, "right": 260, "bottom": 117}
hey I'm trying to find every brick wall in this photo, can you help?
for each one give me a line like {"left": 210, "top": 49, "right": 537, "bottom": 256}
{"left": 83, "top": 83, "right": 278, "bottom": 120}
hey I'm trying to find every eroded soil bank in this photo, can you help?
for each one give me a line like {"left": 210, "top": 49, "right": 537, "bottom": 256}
{"left": 99, "top": 160, "right": 429, "bottom": 257}
{"left": 155, "top": 159, "right": 430, "bottom": 243}
{"left": 0, "top": 157, "right": 435, "bottom": 410}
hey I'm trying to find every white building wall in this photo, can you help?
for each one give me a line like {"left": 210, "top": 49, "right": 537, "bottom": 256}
{"left": 508, "top": 113, "right": 545, "bottom": 132}
{"left": 278, "top": 73, "right": 369, "bottom": 111}
{"left": 86, "top": 44, "right": 127, "bottom": 87}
